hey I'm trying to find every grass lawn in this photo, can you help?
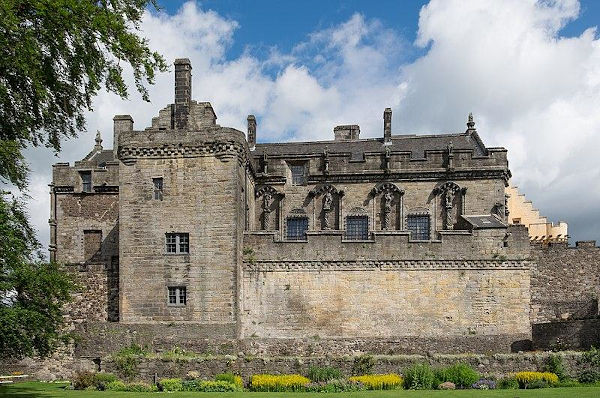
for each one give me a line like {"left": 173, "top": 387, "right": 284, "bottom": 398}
{"left": 2, "top": 382, "right": 600, "bottom": 398}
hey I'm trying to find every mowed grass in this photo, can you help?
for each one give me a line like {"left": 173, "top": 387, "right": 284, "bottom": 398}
{"left": 2, "top": 382, "right": 600, "bottom": 398}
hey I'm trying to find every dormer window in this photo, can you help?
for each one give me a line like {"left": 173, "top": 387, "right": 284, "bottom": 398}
{"left": 290, "top": 164, "right": 306, "bottom": 185}
{"left": 80, "top": 171, "right": 92, "bottom": 193}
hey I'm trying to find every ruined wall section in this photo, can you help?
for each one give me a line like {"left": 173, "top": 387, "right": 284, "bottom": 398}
{"left": 531, "top": 241, "right": 600, "bottom": 323}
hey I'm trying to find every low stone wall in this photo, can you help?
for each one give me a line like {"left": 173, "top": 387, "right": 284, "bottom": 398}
{"left": 533, "top": 318, "right": 600, "bottom": 350}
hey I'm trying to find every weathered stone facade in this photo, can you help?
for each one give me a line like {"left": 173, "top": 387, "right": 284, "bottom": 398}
{"left": 47, "top": 59, "right": 599, "bottom": 368}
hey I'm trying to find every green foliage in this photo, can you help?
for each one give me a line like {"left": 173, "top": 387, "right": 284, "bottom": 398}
{"left": 307, "top": 366, "right": 342, "bottom": 382}
{"left": 160, "top": 346, "right": 195, "bottom": 361}
{"left": 0, "top": 194, "right": 75, "bottom": 360}
{"left": 581, "top": 346, "right": 600, "bottom": 370}
{"left": 71, "top": 371, "right": 96, "bottom": 390}
{"left": 497, "top": 377, "right": 519, "bottom": 389}
{"left": 352, "top": 355, "right": 375, "bottom": 376}
{"left": 105, "top": 380, "right": 127, "bottom": 391}
{"left": 544, "top": 354, "right": 568, "bottom": 381}
{"left": 158, "top": 378, "right": 183, "bottom": 392}
{"left": 305, "top": 379, "right": 365, "bottom": 392}
{"left": 435, "top": 363, "right": 480, "bottom": 388}
{"left": 526, "top": 379, "right": 549, "bottom": 389}
{"left": 182, "top": 380, "right": 242, "bottom": 392}
{"left": 403, "top": 363, "right": 435, "bottom": 390}
{"left": 579, "top": 370, "right": 600, "bottom": 384}
{"left": 111, "top": 344, "right": 148, "bottom": 380}
{"left": 0, "top": 0, "right": 167, "bottom": 189}
{"left": 215, "top": 373, "right": 243, "bottom": 388}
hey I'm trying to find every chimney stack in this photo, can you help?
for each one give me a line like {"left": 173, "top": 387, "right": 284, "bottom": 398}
{"left": 247, "top": 115, "right": 256, "bottom": 150}
{"left": 383, "top": 108, "right": 392, "bottom": 144}
{"left": 113, "top": 115, "right": 133, "bottom": 158}
{"left": 174, "top": 58, "right": 192, "bottom": 129}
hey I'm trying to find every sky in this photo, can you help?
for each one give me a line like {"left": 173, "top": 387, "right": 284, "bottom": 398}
{"left": 19, "top": 0, "right": 600, "bottom": 252}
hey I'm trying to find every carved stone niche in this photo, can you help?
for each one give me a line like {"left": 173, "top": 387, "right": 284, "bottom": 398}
{"left": 433, "top": 181, "right": 467, "bottom": 231}
{"left": 309, "top": 184, "right": 344, "bottom": 230}
{"left": 255, "top": 186, "right": 284, "bottom": 231}
{"left": 370, "top": 182, "right": 404, "bottom": 231}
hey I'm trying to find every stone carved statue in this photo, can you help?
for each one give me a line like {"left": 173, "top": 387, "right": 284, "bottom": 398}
{"left": 322, "top": 191, "right": 333, "bottom": 229}
{"left": 382, "top": 191, "right": 393, "bottom": 230}
{"left": 444, "top": 190, "right": 455, "bottom": 230}
{"left": 262, "top": 192, "right": 273, "bottom": 230}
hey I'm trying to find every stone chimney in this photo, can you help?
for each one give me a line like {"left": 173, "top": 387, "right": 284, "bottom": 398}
{"left": 383, "top": 108, "right": 392, "bottom": 145}
{"left": 113, "top": 115, "right": 133, "bottom": 158}
{"left": 247, "top": 115, "right": 256, "bottom": 150}
{"left": 174, "top": 58, "right": 192, "bottom": 129}
{"left": 334, "top": 125, "right": 360, "bottom": 141}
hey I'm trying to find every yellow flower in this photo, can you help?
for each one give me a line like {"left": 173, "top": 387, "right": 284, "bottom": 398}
{"left": 250, "top": 374, "right": 311, "bottom": 391}
{"left": 348, "top": 374, "right": 404, "bottom": 390}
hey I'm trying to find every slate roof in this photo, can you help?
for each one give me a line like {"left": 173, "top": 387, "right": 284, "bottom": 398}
{"left": 253, "top": 131, "right": 488, "bottom": 159}
{"left": 87, "top": 150, "right": 115, "bottom": 167}
{"left": 461, "top": 215, "right": 507, "bottom": 229}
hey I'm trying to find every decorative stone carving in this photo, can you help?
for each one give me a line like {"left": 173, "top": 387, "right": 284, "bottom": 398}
{"left": 382, "top": 191, "right": 394, "bottom": 230}
{"left": 370, "top": 182, "right": 404, "bottom": 231}
{"left": 446, "top": 141, "right": 454, "bottom": 172}
{"left": 309, "top": 184, "right": 344, "bottom": 230}
{"left": 433, "top": 181, "right": 467, "bottom": 230}
{"left": 323, "top": 146, "right": 329, "bottom": 175}
{"left": 255, "top": 186, "right": 283, "bottom": 231}
{"left": 322, "top": 191, "right": 333, "bottom": 229}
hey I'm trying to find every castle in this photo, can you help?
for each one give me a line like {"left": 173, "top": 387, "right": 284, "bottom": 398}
{"left": 48, "top": 59, "right": 599, "bottom": 357}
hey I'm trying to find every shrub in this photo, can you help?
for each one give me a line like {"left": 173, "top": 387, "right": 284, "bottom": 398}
{"left": 352, "top": 355, "right": 375, "bottom": 376}
{"left": 403, "top": 363, "right": 435, "bottom": 390}
{"left": 306, "top": 379, "right": 364, "bottom": 393}
{"left": 544, "top": 354, "right": 567, "bottom": 381}
{"left": 307, "top": 366, "right": 342, "bottom": 382}
{"left": 105, "top": 380, "right": 127, "bottom": 391}
{"left": 436, "top": 363, "right": 480, "bottom": 388}
{"left": 438, "top": 381, "right": 455, "bottom": 390}
{"left": 578, "top": 370, "right": 600, "bottom": 384}
{"left": 72, "top": 371, "right": 96, "bottom": 390}
{"left": 111, "top": 344, "right": 148, "bottom": 380}
{"left": 497, "top": 376, "right": 519, "bottom": 389}
{"left": 581, "top": 346, "right": 600, "bottom": 369}
{"left": 158, "top": 378, "right": 184, "bottom": 392}
{"left": 250, "top": 374, "right": 311, "bottom": 392}
{"left": 215, "top": 373, "right": 243, "bottom": 388}
{"left": 556, "top": 380, "right": 582, "bottom": 387}
{"left": 472, "top": 378, "right": 496, "bottom": 390}
{"left": 348, "top": 374, "right": 403, "bottom": 390}
{"left": 93, "top": 373, "right": 117, "bottom": 391}
{"left": 514, "top": 371, "right": 558, "bottom": 388}
{"left": 181, "top": 380, "right": 242, "bottom": 392}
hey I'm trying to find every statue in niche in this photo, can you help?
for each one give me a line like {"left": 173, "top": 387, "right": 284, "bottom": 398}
{"left": 322, "top": 191, "right": 333, "bottom": 229}
{"left": 382, "top": 191, "right": 393, "bottom": 230}
{"left": 262, "top": 192, "right": 273, "bottom": 230}
{"left": 444, "top": 190, "right": 455, "bottom": 230}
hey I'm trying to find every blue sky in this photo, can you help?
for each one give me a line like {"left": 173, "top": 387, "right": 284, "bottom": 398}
{"left": 20, "top": 0, "right": 600, "bottom": 249}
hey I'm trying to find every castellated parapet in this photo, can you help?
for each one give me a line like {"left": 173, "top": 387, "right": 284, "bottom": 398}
{"left": 47, "top": 59, "right": 599, "bottom": 359}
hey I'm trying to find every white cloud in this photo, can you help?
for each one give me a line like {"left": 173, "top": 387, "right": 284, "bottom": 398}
{"left": 20, "top": 0, "right": 600, "bottom": 252}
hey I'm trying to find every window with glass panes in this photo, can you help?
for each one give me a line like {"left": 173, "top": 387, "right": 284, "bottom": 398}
{"left": 153, "top": 178, "right": 163, "bottom": 200}
{"left": 346, "top": 216, "right": 369, "bottom": 240}
{"left": 80, "top": 171, "right": 92, "bottom": 193}
{"left": 290, "top": 164, "right": 306, "bottom": 185}
{"left": 406, "top": 215, "right": 430, "bottom": 240}
{"left": 286, "top": 217, "right": 308, "bottom": 240}
{"left": 165, "top": 233, "right": 189, "bottom": 253}
{"left": 168, "top": 286, "right": 186, "bottom": 305}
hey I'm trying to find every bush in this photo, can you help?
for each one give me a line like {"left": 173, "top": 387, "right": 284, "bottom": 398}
{"left": 514, "top": 371, "right": 558, "bottom": 388}
{"left": 578, "top": 370, "right": 600, "bottom": 384}
{"left": 250, "top": 374, "right": 311, "bottom": 392}
{"left": 435, "top": 363, "right": 480, "bottom": 388}
{"left": 348, "top": 374, "right": 403, "bottom": 390}
{"left": 438, "top": 381, "right": 455, "bottom": 390}
{"left": 158, "top": 378, "right": 184, "bottom": 392}
{"left": 544, "top": 354, "right": 567, "bottom": 381}
{"left": 581, "top": 346, "right": 600, "bottom": 369}
{"left": 556, "top": 380, "right": 582, "bottom": 387}
{"left": 403, "top": 363, "right": 435, "bottom": 390}
{"left": 105, "top": 380, "right": 127, "bottom": 391}
{"left": 215, "top": 372, "right": 243, "bottom": 388}
{"left": 472, "top": 379, "right": 496, "bottom": 390}
{"left": 185, "top": 380, "right": 242, "bottom": 392}
{"left": 72, "top": 371, "right": 96, "bottom": 390}
{"left": 497, "top": 377, "right": 519, "bottom": 389}
{"left": 307, "top": 366, "right": 342, "bottom": 382}
{"left": 93, "top": 373, "right": 117, "bottom": 391}
{"left": 352, "top": 355, "right": 375, "bottom": 376}
{"left": 306, "top": 379, "right": 364, "bottom": 393}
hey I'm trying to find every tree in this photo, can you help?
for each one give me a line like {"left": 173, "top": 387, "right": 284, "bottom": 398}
{"left": 0, "top": 0, "right": 168, "bottom": 189}
{"left": 0, "top": 0, "right": 167, "bottom": 359}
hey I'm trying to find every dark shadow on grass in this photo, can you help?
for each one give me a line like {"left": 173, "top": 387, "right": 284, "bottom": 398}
{"left": 0, "top": 382, "right": 69, "bottom": 397}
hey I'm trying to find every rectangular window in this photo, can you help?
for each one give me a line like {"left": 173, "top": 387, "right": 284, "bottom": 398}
{"left": 168, "top": 286, "right": 186, "bottom": 305}
{"left": 80, "top": 171, "right": 92, "bottom": 193}
{"left": 153, "top": 178, "right": 163, "bottom": 200}
{"left": 346, "top": 216, "right": 369, "bottom": 240}
{"left": 165, "top": 233, "right": 189, "bottom": 254}
{"left": 407, "top": 215, "right": 430, "bottom": 240}
{"left": 290, "top": 164, "right": 306, "bottom": 185}
{"left": 286, "top": 218, "right": 308, "bottom": 240}
{"left": 83, "top": 230, "right": 102, "bottom": 261}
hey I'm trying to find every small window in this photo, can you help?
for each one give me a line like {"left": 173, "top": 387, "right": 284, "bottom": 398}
{"left": 168, "top": 286, "right": 186, "bottom": 305}
{"left": 153, "top": 178, "right": 163, "bottom": 200}
{"left": 286, "top": 218, "right": 308, "bottom": 240}
{"left": 166, "top": 233, "right": 189, "bottom": 254}
{"left": 290, "top": 164, "right": 306, "bottom": 185}
{"left": 407, "top": 215, "right": 430, "bottom": 240}
{"left": 346, "top": 216, "right": 369, "bottom": 240}
{"left": 80, "top": 171, "right": 92, "bottom": 193}
{"left": 512, "top": 218, "right": 521, "bottom": 224}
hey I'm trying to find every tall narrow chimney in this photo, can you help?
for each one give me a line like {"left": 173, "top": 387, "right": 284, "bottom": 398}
{"left": 383, "top": 108, "right": 392, "bottom": 144}
{"left": 174, "top": 58, "right": 192, "bottom": 129}
{"left": 113, "top": 115, "right": 133, "bottom": 158}
{"left": 247, "top": 115, "right": 256, "bottom": 150}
